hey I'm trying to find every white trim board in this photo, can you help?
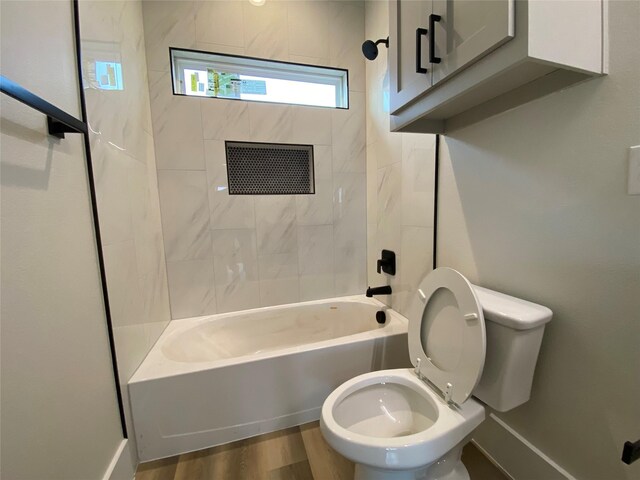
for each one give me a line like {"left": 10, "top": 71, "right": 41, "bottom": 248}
{"left": 102, "top": 440, "right": 136, "bottom": 480}
{"left": 471, "top": 414, "right": 577, "bottom": 480}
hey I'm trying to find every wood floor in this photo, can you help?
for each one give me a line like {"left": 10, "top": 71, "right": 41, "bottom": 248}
{"left": 136, "top": 422, "right": 507, "bottom": 480}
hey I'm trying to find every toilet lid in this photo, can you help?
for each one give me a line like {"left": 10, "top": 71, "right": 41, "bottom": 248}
{"left": 407, "top": 268, "right": 486, "bottom": 405}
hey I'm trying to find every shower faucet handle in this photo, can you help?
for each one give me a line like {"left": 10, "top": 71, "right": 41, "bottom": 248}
{"left": 376, "top": 250, "right": 396, "bottom": 276}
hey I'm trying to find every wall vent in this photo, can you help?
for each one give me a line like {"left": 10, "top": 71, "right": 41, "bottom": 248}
{"left": 225, "top": 141, "right": 315, "bottom": 195}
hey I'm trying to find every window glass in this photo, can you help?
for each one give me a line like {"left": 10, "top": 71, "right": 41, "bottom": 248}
{"left": 171, "top": 48, "right": 348, "bottom": 109}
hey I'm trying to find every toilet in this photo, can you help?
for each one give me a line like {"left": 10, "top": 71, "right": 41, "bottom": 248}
{"left": 320, "top": 267, "right": 552, "bottom": 480}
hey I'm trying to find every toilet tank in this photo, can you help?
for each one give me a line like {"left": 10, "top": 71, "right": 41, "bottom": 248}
{"left": 472, "top": 286, "right": 552, "bottom": 412}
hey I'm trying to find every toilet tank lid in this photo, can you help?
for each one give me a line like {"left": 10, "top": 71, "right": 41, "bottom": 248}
{"left": 472, "top": 285, "right": 552, "bottom": 330}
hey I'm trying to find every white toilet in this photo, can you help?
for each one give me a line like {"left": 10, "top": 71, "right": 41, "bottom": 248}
{"left": 320, "top": 267, "right": 552, "bottom": 480}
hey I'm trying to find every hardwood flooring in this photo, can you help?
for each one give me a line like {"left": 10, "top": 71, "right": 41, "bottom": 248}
{"left": 136, "top": 421, "right": 507, "bottom": 480}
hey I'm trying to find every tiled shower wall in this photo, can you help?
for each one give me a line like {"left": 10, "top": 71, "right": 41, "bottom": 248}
{"left": 80, "top": 0, "right": 171, "bottom": 388}
{"left": 79, "top": 0, "right": 172, "bottom": 464}
{"left": 142, "top": 1, "right": 366, "bottom": 318}
{"left": 365, "top": 0, "right": 436, "bottom": 317}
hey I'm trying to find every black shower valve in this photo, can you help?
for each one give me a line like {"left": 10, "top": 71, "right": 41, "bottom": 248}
{"left": 376, "top": 249, "right": 396, "bottom": 276}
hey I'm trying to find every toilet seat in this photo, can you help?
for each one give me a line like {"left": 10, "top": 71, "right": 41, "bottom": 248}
{"left": 407, "top": 268, "right": 486, "bottom": 405}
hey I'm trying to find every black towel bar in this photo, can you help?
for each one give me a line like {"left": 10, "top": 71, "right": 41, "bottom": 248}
{"left": 0, "top": 74, "right": 87, "bottom": 138}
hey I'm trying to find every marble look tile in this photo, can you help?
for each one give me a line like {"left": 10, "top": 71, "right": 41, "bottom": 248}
{"left": 291, "top": 106, "right": 332, "bottom": 145}
{"left": 334, "top": 246, "right": 367, "bottom": 296}
{"left": 313, "top": 145, "right": 333, "bottom": 180}
{"left": 166, "top": 258, "right": 217, "bottom": 319}
{"left": 204, "top": 140, "right": 255, "bottom": 229}
{"left": 211, "top": 229, "right": 260, "bottom": 313}
{"left": 157, "top": 170, "right": 212, "bottom": 262}
{"left": 333, "top": 173, "right": 367, "bottom": 296}
{"left": 366, "top": 142, "right": 378, "bottom": 226}
{"left": 288, "top": 55, "right": 330, "bottom": 68}
{"left": 375, "top": 129, "right": 403, "bottom": 168}
{"left": 298, "top": 225, "right": 334, "bottom": 301}
{"left": 195, "top": 42, "right": 245, "bottom": 56}
{"left": 113, "top": 323, "right": 150, "bottom": 382}
{"left": 299, "top": 275, "right": 335, "bottom": 302}
{"left": 258, "top": 252, "right": 299, "bottom": 280}
{"left": 402, "top": 133, "right": 436, "bottom": 227}
{"left": 366, "top": 223, "right": 380, "bottom": 289}
{"left": 201, "top": 98, "right": 251, "bottom": 141}
{"left": 149, "top": 71, "right": 205, "bottom": 170}
{"left": 396, "top": 226, "right": 434, "bottom": 316}
{"left": 255, "top": 196, "right": 297, "bottom": 255}
{"left": 127, "top": 155, "right": 171, "bottom": 324}
{"left": 365, "top": 0, "right": 389, "bottom": 41}
{"left": 377, "top": 163, "right": 402, "bottom": 254}
{"left": 333, "top": 173, "right": 367, "bottom": 232}
{"left": 84, "top": 87, "right": 124, "bottom": 159}
{"left": 328, "top": 1, "right": 365, "bottom": 93}
{"left": 78, "top": 0, "right": 119, "bottom": 41}
{"left": 332, "top": 92, "right": 366, "bottom": 173}
{"left": 243, "top": 0, "right": 288, "bottom": 60}
{"left": 248, "top": 102, "right": 293, "bottom": 143}
{"left": 145, "top": 319, "right": 170, "bottom": 353}
{"left": 211, "top": 229, "right": 259, "bottom": 283}
{"left": 92, "top": 143, "right": 134, "bottom": 246}
{"left": 136, "top": 232, "right": 171, "bottom": 325}
{"left": 258, "top": 253, "right": 299, "bottom": 307}
{"left": 287, "top": 1, "right": 331, "bottom": 60}
{"left": 82, "top": 0, "right": 173, "bottom": 373}
{"left": 103, "top": 240, "right": 144, "bottom": 328}
{"left": 142, "top": 0, "right": 196, "bottom": 72}
{"left": 298, "top": 225, "right": 333, "bottom": 276}
{"left": 365, "top": 60, "right": 391, "bottom": 148}
{"left": 128, "top": 147, "right": 160, "bottom": 249}
{"left": 194, "top": 0, "right": 244, "bottom": 48}
{"left": 260, "top": 278, "right": 300, "bottom": 307}
{"left": 296, "top": 179, "right": 333, "bottom": 226}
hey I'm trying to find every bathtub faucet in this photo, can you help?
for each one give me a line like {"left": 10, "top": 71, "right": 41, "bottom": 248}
{"left": 366, "top": 285, "right": 392, "bottom": 297}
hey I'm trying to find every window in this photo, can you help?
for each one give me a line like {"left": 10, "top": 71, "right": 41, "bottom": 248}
{"left": 170, "top": 48, "right": 348, "bottom": 109}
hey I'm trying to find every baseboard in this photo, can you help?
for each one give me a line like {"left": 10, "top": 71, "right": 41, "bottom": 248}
{"left": 102, "top": 440, "right": 136, "bottom": 480}
{"left": 470, "top": 439, "right": 515, "bottom": 480}
{"left": 472, "top": 413, "right": 577, "bottom": 480}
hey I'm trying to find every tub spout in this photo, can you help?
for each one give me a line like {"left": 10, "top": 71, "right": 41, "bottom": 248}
{"left": 366, "top": 285, "right": 392, "bottom": 297}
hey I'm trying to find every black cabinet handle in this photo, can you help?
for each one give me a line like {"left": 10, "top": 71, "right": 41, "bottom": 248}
{"left": 415, "top": 28, "right": 428, "bottom": 74}
{"left": 429, "top": 14, "right": 441, "bottom": 64}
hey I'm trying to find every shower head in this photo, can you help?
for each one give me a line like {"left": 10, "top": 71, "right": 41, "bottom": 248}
{"left": 362, "top": 37, "right": 389, "bottom": 61}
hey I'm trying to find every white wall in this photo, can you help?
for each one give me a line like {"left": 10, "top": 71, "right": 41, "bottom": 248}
{"left": 77, "top": 0, "right": 172, "bottom": 471}
{"left": 0, "top": 1, "right": 125, "bottom": 478}
{"left": 438, "top": 1, "right": 640, "bottom": 478}
{"left": 142, "top": 0, "right": 367, "bottom": 318}
{"left": 365, "top": 0, "right": 436, "bottom": 318}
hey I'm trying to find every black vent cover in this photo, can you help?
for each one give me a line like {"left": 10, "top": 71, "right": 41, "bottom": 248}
{"left": 225, "top": 141, "right": 315, "bottom": 195}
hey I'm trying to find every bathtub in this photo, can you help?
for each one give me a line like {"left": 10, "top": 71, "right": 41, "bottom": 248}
{"left": 129, "top": 295, "right": 409, "bottom": 462}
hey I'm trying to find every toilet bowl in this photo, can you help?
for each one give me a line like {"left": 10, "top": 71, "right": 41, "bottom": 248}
{"left": 321, "top": 268, "right": 552, "bottom": 480}
{"left": 321, "top": 369, "right": 484, "bottom": 479}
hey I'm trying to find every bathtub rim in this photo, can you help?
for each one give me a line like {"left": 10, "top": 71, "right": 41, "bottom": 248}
{"left": 129, "top": 295, "right": 407, "bottom": 384}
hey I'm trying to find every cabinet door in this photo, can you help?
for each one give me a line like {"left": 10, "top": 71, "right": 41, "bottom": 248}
{"left": 431, "top": 0, "right": 514, "bottom": 85}
{"left": 389, "top": 0, "right": 432, "bottom": 114}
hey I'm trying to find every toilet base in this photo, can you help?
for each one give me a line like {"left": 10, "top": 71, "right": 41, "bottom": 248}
{"left": 353, "top": 442, "right": 469, "bottom": 480}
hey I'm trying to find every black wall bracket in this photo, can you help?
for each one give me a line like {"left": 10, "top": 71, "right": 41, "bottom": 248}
{"left": 622, "top": 439, "right": 640, "bottom": 465}
{"left": 1, "top": 75, "right": 87, "bottom": 139}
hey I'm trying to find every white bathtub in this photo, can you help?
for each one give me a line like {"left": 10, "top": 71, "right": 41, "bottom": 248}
{"left": 129, "top": 295, "right": 409, "bottom": 462}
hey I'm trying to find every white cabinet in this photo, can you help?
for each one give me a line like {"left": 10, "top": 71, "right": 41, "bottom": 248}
{"left": 389, "top": 0, "right": 606, "bottom": 133}
{"left": 431, "top": 0, "right": 514, "bottom": 86}
{"left": 389, "top": 0, "right": 433, "bottom": 112}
